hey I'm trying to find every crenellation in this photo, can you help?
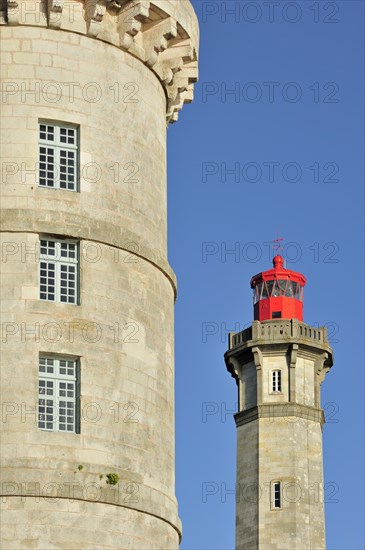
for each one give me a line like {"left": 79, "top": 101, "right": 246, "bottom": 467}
{"left": 1, "top": 0, "right": 198, "bottom": 122}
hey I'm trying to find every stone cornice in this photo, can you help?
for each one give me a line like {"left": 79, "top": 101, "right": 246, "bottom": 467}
{"left": 1, "top": 465, "right": 182, "bottom": 541}
{"left": 0, "top": 0, "right": 199, "bottom": 123}
{"left": 235, "top": 403, "right": 325, "bottom": 428}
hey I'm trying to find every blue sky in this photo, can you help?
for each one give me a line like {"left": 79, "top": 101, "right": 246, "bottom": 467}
{"left": 167, "top": 2, "right": 364, "bottom": 549}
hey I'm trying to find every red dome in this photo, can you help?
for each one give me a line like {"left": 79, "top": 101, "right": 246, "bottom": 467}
{"left": 273, "top": 255, "right": 284, "bottom": 269}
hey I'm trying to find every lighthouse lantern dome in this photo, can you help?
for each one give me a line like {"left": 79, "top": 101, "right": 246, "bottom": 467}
{"left": 250, "top": 255, "right": 307, "bottom": 322}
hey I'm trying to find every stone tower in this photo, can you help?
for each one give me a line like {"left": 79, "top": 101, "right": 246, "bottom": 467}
{"left": 0, "top": 1, "right": 198, "bottom": 548}
{"left": 225, "top": 255, "right": 333, "bottom": 550}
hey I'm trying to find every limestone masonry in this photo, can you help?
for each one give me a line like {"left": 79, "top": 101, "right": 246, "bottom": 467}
{"left": 0, "top": 1, "right": 199, "bottom": 548}
{"left": 225, "top": 257, "right": 334, "bottom": 550}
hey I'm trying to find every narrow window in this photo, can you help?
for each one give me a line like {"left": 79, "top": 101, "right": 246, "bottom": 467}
{"left": 272, "top": 370, "right": 282, "bottom": 392}
{"left": 272, "top": 481, "right": 282, "bottom": 509}
{"left": 38, "top": 356, "right": 79, "bottom": 433}
{"left": 261, "top": 282, "right": 268, "bottom": 299}
{"left": 253, "top": 284, "right": 260, "bottom": 304}
{"left": 40, "top": 237, "right": 79, "bottom": 304}
{"left": 39, "top": 122, "right": 78, "bottom": 191}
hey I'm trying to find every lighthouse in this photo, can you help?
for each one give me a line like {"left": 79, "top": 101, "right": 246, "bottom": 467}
{"left": 225, "top": 254, "right": 333, "bottom": 549}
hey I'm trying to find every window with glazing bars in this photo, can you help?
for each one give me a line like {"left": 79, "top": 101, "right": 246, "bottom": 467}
{"left": 272, "top": 370, "right": 282, "bottom": 392}
{"left": 38, "top": 356, "right": 79, "bottom": 432}
{"left": 253, "top": 280, "right": 303, "bottom": 303}
{"left": 272, "top": 481, "right": 282, "bottom": 509}
{"left": 40, "top": 238, "right": 78, "bottom": 304}
{"left": 39, "top": 122, "right": 78, "bottom": 190}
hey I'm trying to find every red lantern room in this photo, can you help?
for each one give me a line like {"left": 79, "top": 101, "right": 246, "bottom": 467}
{"left": 250, "top": 255, "right": 307, "bottom": 322}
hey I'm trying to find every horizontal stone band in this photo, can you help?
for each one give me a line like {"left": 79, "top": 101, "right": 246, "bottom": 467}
{"left": 1, "top": 466, "right": 182, "bottom": 540}
{"left": 235, "top": 403, "right": 324, "bottom": 427}
{"left": 1, "top": 222, "right": 177, "bottom": 298}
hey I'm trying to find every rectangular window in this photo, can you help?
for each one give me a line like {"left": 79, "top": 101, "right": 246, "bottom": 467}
{"left": 272, "top": 481, "right": 282, "bottom": 509}
{"left": 39, "top": 122, "right": 78, "bottom": 191}
{"left": 38, "top": 356, "right": 80, "bottom": 433}
{"left": 272, "top": 370, "right": 282, "bottom": 392}
{"left": 272, "top": 311, "right": 282, "bottom": 319}
{"left": 40, "top": 237, "right": 79, "bottom": 304}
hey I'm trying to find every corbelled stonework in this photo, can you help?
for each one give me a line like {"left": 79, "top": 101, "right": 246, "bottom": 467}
{"left": 0, "top": 0, "right": 199, "bottom": 123}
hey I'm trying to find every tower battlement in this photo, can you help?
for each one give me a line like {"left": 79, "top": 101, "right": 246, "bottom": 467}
{"left": 0, "top": 0, "right": 199, "bottom": 123}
